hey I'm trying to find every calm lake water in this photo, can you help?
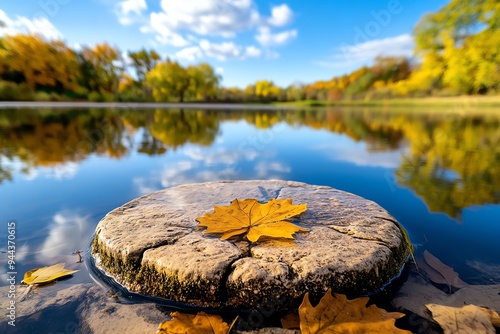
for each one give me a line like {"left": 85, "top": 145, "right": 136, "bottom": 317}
{"left": 0, "top": 106, "right": 499, "bottom": 325}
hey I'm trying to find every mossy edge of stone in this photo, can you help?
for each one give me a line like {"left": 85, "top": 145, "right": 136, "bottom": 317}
{"left": 226, "top": 226, "right": 412, "bottom": 310}
{"left": 134, "top": 264, "right": 226, "bottom": 308}
{"left": 91, "top": 234, "right": 141, "bottom": 287}
{"left": 91, "top": 221, "right": 412, "bottom": 311}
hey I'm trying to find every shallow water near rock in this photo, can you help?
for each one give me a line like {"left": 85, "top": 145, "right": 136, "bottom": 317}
{"left": 0, "top": 106, "right": 499, "bottom": 332}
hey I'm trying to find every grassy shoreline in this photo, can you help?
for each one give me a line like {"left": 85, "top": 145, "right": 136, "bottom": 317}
{"left": 273, "top": 95, "right": 500, "bottom": 108}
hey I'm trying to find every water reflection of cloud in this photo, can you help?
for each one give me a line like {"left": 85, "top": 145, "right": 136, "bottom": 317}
{"left": 133, "top": 177, "right": 161, "bottom": 195}
{"left": 317, "top": 140, "right": 403, "bottom": 169}
{"left": 36, "top": 211, "right": 94, "bottom": 261}
{"left": 255, "top": 161, "right": 291, "bottom": 178}
{"left": 133, "top": 146, "right": 290, "bottom": 195}
{"left": 161, "top": 161, "right": 197, "bottom": 187}
{"left": 20, "top": 162, "right": 79, "bottom": 181}
{"left": 183, "top": 147, "right": 243, "bottom": 165}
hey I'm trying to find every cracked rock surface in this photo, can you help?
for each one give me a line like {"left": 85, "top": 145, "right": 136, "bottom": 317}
{"left": 91, "top": 180, "right": 411, "bottom": 310}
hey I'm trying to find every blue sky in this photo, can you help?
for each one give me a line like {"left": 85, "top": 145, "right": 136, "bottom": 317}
{"left": 0, "top": 0, "right": 448, "bottom": 87}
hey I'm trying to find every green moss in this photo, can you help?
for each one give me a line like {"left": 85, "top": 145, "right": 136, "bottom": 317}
{"left": 90, "top": 218, "right": 412, "bottom": 310}
{"left": 91, "top": 235, "right": 141, "bottom": 286}
{"left": 135, "top": 264, "right": 224, "bottom": 307}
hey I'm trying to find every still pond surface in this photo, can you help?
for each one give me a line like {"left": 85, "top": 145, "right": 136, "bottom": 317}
{"left": 0, "top": 106, "right": 499, "bottom": 327}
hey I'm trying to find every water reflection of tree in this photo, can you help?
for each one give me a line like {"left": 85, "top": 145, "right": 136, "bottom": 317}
{"left": 395, "top": 116, "right": 500, "bottom": 218}
{"left": 148, "top": 109, "right": 219, "bottom": 148}
{"left": 0, "top": 108, "right": 498, "bottom": 219}
{"left": 0, "top": 109, "right": 130, "bottom": 166}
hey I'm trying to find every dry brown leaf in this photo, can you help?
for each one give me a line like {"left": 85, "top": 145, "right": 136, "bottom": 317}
{"left": 421, "top": 250, "right": 468, "bottom": 292}
{"left": 426, "top": 304, "right": 495, "bottom": 334}
{"left": 23, "top": 263, "right": 79, "bottom": 285}
{"left": 197, "top": 198, "right": 309, "bottom": 242}
{"left": 157, "top": 311, "right": 229, "bottom": 334}
{"left": 281, "top": 313, "right": 300, "bottom": 329}
{"left": 298, "top": 289, "right": 410, "bottom": 334}
{"left": 479, "top": 307, "right": 500, "bottom": 328}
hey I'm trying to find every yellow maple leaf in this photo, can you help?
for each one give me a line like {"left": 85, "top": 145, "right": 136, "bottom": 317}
{"left": 299, "top": 289, "right": 411, "bottom": 334}
{"left": 23, "top": 263, "right": 79, "bottom": 285}
{"left": 157, "top": 311, "right": 229, "bottom": 334}
{"left": 196, "top": 198, "right": 309, "bottom": 242}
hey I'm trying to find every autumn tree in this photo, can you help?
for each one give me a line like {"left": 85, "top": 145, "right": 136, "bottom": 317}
{"left": 254, "top": 80, "right": 281, "bottom": 101}
{"left": 0, "top": 34, "right": 80, "bottom": 93}
{"left": 187, "top": 63, "right": 220, "bottom": 101}
{"left": 412, "top": 0, "right": 500, "bottom": 94}
{"left": 285, "top": 83, "right": 306, "bottom": 101}
{"left": 146, "top": 60, "right": 190, "bottom": 102}
{"left": 81, "top": 42, "right": 122, "bottom": 94}
{"left": 128, "top": 48, "right": 161, "bottom": 83}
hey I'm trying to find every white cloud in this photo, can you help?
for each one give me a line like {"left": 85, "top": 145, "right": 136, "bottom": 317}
{"left": 175, "top": 46, "right": 203, "bottom": 61}
{"left": 144, "top": 0, "right": 260, "bottom": 45}
{"left": 245, "top": 45, "right": 262, "bottom": 57}
{"left": 268, "top": 4, "right": 293, "bottom": 27}
{"left": 199, "top": 39, "right": 243, "bottom": 61}
{"left": 175, "top": 41, "right": 261, "bottom": 61}
{"left": 116, "top": 0, "right": 147, "bottom": 25}
{"left": 0, "top": 9, "right": 63, "bottom": 40}
{"left": 318, "top": 34, "right": 414, "bottom": 68}
{"left": 255, "top": 27, "right": 297, "bottom": 46}
{"left": 147, "top": 13, "right": 191, "bottom": 47}
{"left": 140, "top": 1, "right": 297, "bottom": 55}
{"left": 119, "top": 0, "right": 147, "bottom": 15}
{"left": 215, "top": 67, "right": 224, "bottom": 75}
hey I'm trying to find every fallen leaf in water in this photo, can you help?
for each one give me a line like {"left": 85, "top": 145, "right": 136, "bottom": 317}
{"left": 391, "top": 272, "right": 500, "bottom": 323}
{"left": 23, "top": 263, "right": 79, "bottom": 285}
{"left": 157, "top": 311, "right": 229, "bottom": 334}
{"left": 426, "top": 304, "right": 496, "bottom": 334}
{"left": 281, "top": 313, "right": 300, "bottom": 329}
{"left": 298, "top": 289, "right": 410, "bottom": 333}
{"left": 197, "top": 198, "right": 309, "bottom": 242}
{"left": 419, "top": 250, "right": 468, "bottom": 292}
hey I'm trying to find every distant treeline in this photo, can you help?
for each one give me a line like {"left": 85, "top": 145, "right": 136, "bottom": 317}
{"left": 0, "top": 0, "right": 498, "bottom": 102}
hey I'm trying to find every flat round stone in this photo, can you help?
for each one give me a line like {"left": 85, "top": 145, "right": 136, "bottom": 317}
{"left": 91, "top": 180, "right": 411, "bottom": 310}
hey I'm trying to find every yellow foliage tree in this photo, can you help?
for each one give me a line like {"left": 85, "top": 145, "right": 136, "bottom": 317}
{"left": 0, "top": 34, "right": 80, "bottom": 93}
{"left": 81, "top": 42, "right": 121, "bottom": 94}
